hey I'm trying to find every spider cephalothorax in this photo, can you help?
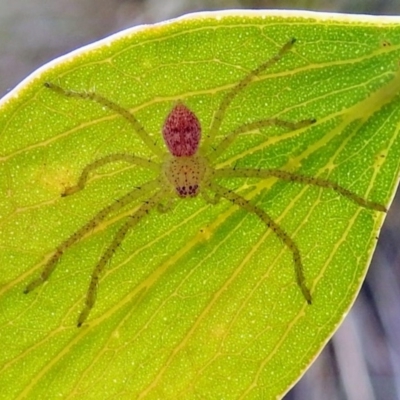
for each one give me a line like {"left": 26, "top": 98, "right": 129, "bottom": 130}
{"left": 25, "top": 39, "right": 386, "bottom": 326}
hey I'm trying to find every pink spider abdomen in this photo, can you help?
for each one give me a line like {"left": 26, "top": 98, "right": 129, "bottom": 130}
{"left": 162, "top": 103, "right": 201, "bottom": 157}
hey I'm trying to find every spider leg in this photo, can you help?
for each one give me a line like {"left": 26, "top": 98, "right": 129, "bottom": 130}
{"left": 24, "top": 180, "right": 160, "bottom": 294}
{"left": 77, "top": 189, "right": 166, "bottom": 327}
{"left": 208, "top": 182, "right": 312, "bottom": 303}
{"left": 63, "top": 153, "right": 160, "bottom": 196}
{"left": 208, "top": 117, "right": 316, "bottom": 161}
{"left": 214, "top": 168, "right": 387, "bottom": 212}
{"left": 201, "top": 189, "right": 221, "bottom": 205}
{"left": 204, "top": 38, "right": 296, "bottom": 149}
{"left": 44, "top": 82, "right": 163, "bottom": 157}
{"left": 157, "top": 196, "right": 176, "bottom": 213}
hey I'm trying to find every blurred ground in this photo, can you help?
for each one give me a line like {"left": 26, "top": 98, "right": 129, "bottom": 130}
{"left": 1, "top": 1, "right": 399, "bottom": 399}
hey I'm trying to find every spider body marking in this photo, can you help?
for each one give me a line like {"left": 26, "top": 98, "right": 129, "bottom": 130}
{"left": 24, "top": 39, "right": 386, "bottom": 326}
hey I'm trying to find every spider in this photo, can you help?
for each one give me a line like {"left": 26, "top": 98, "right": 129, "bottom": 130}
{"left": 24, "top": 38, "right": 386, "bottom": 327}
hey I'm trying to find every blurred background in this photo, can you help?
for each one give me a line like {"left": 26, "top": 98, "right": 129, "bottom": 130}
{"left": 1, "top": 1, "right": 399, "bottom": 399}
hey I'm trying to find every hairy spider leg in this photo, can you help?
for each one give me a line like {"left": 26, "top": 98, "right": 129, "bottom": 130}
{"left": 156, "top": 196, "right": 177, "bottom": 213}
{"left": 210, "top": 169, "right": 386, "bottom": 301}
{"left": 208, "top": 117, "right": 316, "bottom": 162}
{"left": 201, "top": 189, "right": 221, "bottom": 205}
{"left": 214, "top": 168, "right": 387, "bottom": 212}
{"left": 44, "top": 82, "right": 163, "bottom": 157}
{"left": 208, "top": 182, "right": 312, "bottom": 303}
{"left": 77, "top": 189, "right": 167, "bottom": 327}
{"left": 24, "top": 180, "right": 160, "bottom": 294}
{"left": 203, "top": 38, "right": 296, "bottom": 149}
{"left": 62, "top": 153, "right": 160, "bottom": 196}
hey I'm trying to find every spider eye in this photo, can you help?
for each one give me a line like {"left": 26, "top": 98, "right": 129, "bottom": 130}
{"left": 176, "top": 184, "right": 199, "bottom": 198}
{"left": 162, "top": 103, "right": 201, "bottom": 157}
{"left": 177, "top": 186, "right": 187, "bottom": 197}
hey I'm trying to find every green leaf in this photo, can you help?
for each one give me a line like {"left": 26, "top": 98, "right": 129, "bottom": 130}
{"left": 1, "top": 10, "right": 400, "bottom": 399}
